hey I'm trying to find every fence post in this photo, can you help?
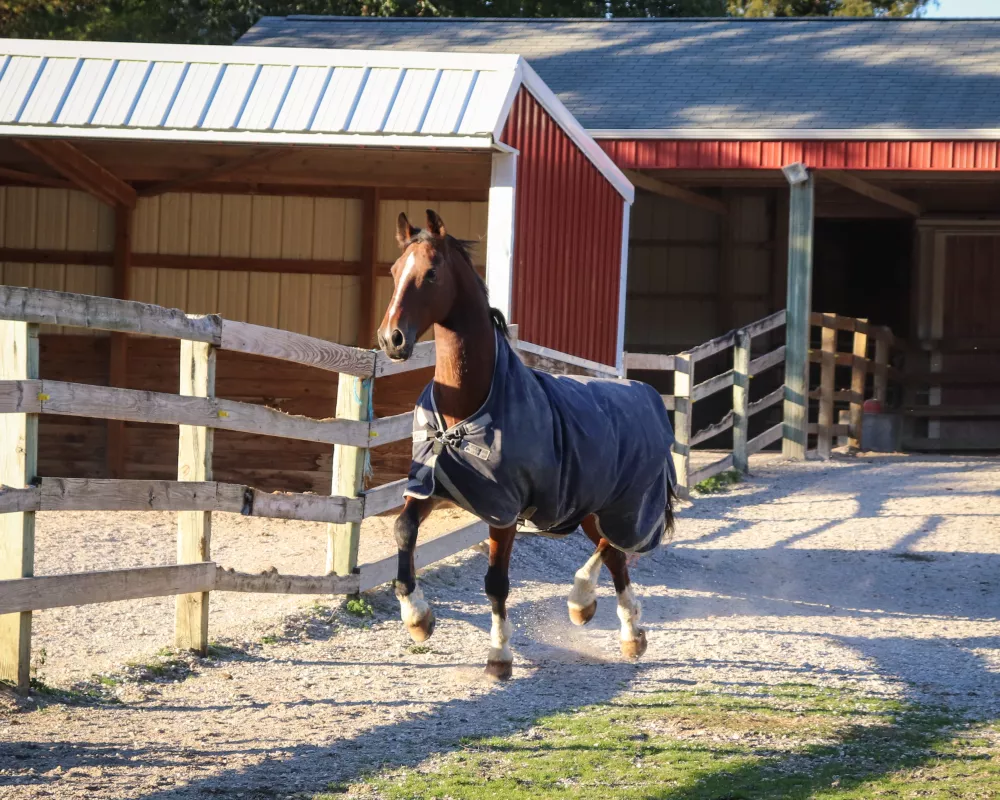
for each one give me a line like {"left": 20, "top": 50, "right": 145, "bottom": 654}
{"left": 327, "top": 374, "right": 372, "bottom": 578}
{"left": 175, "top": 338, "right": 215, "bottom": 654}
{"left": 873, "top": 332, "right": 890, "bottom": 404}
{"left": 672, "top": 355, "right": 693, "bottom": 497}
{"left": 781, "top": 164, "right": 814, "bottom": 460}
{"left": 849, "top": 321, "right": 869, "bottom": 450}
{"left": 817, "top": 317, "right": 836, "bottom": 459}
{"left": 0, "top": 321, "right": 38, "bottom": 693}
{"left": 732, "top": 329, "right": 750, "bottom": 473}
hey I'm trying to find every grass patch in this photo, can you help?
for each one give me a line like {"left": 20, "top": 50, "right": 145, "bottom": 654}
{"left": 322, "top": 684, "right": 1000, "bottom": 800}
{"left": 260, "top": 635, "right": 280, "bottom": 645}
{"left": 408, "top": 645, "right": 433, "bottom": 655}
{"left": 695, "top": 469, "right": 743, "bottom": 495}
{"left": 345, "top": 596, "right": 374, "bottom": 618}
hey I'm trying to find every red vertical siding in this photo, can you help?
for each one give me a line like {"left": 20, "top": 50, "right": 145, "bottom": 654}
{"left": 502, "top": 89, "right": 624, "bottom": 367}
{"left": 600, "top": 139, "right": 1000, "bottom": 171}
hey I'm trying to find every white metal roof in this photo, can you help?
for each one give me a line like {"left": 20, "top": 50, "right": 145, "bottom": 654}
{"left": 0, "top": 38, "right": 632, "bottom": 201}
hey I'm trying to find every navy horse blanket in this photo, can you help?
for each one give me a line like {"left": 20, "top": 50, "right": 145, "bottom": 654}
{"left": 404, "top": 331, "right": 677, "bottom": 554}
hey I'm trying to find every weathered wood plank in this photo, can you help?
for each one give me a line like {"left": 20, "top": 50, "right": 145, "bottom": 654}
{"left": 748, "top": 387, "right": 785, "bottom": 417}
{"left": 672, "top": 355, "right": 693, "bottom": 496}
{"left": 685, "top": 330, "right": 737, "bottom": 363}
{"left": 817, "top": 321, "right": 837, "bottom": 460}
{"left": 0, "top": 286, "right": 222, "bottom": 343}
{"left": 362, "top": 478, "right": 407, "bottom": 518}
{"left": 624, "top": 352, "right": 676, "bottom": 372}
{"left": 220, "top": 319, "right": 375, "bottom": 378}
{"left": 6, "top": 380, "right": 370, "bottom": 448}
{"left": 250, "top": 490, "right": 361, "bottom": 525}
{"left": 820, "top": 170, "right": 921, "bottom": 217}
{"left": 732, "top": 329, "right": 750, "bottom": 473}
{"left": 374, "top": 340, "right": 436, "bottom": 378}
{"left": 692, "top": 370, "right": 735, "bottom": 402}
{"left": 691, "top": 411, "right": 734, "bottom": 447}
{"left": 516, "top": 340, "right": 619, "bottom": 378}
{"left": 624, "top": 170, "right": 728, "bottom": 216}
{"left": 747, "top": 423, "right": 783, "bottom": 456}
{"left": 0, "top": 486, "right": 40, "bottom": 514}
{"left": 359, "top": 520, "right": 489, "bottom": 592}
{"left": 689, "top": 454, "right": 735, "bottom": 489}
{"left": 0, "top": 320, "right": 38, "bottom": 694}
{"left": 0, "top": 563, "right": 216, "bottom": 615}
{"left": 327, "top": 375, "right": 372, "bottom": 577}
{"left": 661, "top": 394, "right": 676, "bottom": 412}
{"left": 176, "top": 340, "right": 214, "bottom": 654}
{"left": 369, "top": 412, "right": 414, "bottom": 448}
{"left": 849, "top": 324, "right": 869, "bottom": 449}
{"left": 749, "top": 346, "right": 785, "bottom": 376}
{"left": 213, "top": 566, "right": 359, "bottom": 595}
{"left": 745, "top": 310, "right": 787, "bottom": 339}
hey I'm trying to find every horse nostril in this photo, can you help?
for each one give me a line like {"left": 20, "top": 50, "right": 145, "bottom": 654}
{"left": 390, "top": 329, "right": 405, "bottom": 349}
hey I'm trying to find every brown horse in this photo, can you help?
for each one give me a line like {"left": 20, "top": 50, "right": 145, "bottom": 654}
{"left": 377, "top": 209, "right": 674, "bottom": 681}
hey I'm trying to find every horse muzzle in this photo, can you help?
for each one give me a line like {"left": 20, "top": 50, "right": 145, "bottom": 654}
{"left": 377, "top": 326, "right": 414, "bottom": 362}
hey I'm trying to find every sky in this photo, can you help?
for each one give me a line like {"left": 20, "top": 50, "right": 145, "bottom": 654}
{"left": 922, "top": 0, "right": 1000, "bottom": 17}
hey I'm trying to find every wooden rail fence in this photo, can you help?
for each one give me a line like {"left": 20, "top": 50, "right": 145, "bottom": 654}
{"left": 0, "top": 286, "right": 615, "bottom": 692}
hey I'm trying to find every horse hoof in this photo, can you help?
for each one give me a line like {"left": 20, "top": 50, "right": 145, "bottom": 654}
{"left": 568, "top": 599, "right": 597, "bottom": 626}
{"left": 485, "top": 660, "right": 513, "bottom": 681}
{"left": 406, "top": 609, "right": 435, "bottom": 643}
{"left": 621, "top": 630, "right": 648, "bottom": 660}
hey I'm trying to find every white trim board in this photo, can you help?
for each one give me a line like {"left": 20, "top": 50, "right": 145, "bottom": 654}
{"left": 590, "top": 128, "right": 1000, "bottom": 141}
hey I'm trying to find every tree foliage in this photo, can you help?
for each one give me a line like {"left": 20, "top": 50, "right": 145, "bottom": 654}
{"left": 0, "top": 0, "right": 932, "bottom": 44}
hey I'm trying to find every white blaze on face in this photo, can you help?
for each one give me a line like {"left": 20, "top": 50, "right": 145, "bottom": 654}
{"left": 387, "top": 251, "right": 418, "bottom": 324}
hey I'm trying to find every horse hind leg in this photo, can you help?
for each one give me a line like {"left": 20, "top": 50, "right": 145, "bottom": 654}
{"left": 580, "top": 516, "right": 647, "bottom": 659}
{"left": 395, "top": 497, "right": 436, "bottom": 643}
{"left": 567, "top": 536, "right": 605, "bottom": 626}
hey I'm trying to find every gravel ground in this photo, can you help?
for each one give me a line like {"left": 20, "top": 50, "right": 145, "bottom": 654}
{"left": 2, "top": 453, "right": 1000, "bottom": 798}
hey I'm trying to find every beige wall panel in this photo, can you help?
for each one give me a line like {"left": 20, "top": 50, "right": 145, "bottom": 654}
{"left": 468, "top": 202, "right": 488, "bottom": 267}
{"left": 312, "top": 197, "right": 347, "bottom": 260}
{"left": 377, "top": 199, "right": 400, "bottom": 264}
{"left": 33, "top": 190, "right": 69, "bottom": 324}
{"left": 309, "top": 274, "right": 344, "bottom": 342}
{"left": 189, "top": 194, "right": 222, "bottom": 256}
{"left": 130, "top": 267, "right": 158, "bottom": 305}
{"left": 4, "top": 187, "right": 37, "bottom": 289}
{"left": 340, "top": 276, "right": 361, "bottom": 347}
{"left": 251, "top": 196, "right": 283, "bottom": 259}
{"left": 218, "top": 195, "right": 252, "bottom": 323}
{"left": 157, "top": 193, "right": 192, "bottom": 256}
{"left": 187, "top": 271, "right": 220, "bottom": 315}
{"left": 278, "top": 274, "right": 311, "bottom": 334}
{"left": 96, "top": 203, "right": 115, "bottom": 252}
{"left": 281, "top": 197, "right": 314, "bottom": 260}
{"left": 156, "top": 267, "right": 189, "bottom": 311}
{"left": 247, "top": 272, "right": 280, "bottom": 327}
{"left": 132, "top": 196, "right": 160, "bottom": 253}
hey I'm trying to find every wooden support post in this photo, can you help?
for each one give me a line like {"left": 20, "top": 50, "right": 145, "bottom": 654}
{"left": 672, "top": 355, "right": 693, "bottom": 496}
{"left": 0, "top": 321, "right": 38, "bottom": 693}
{"left": 874, "top": 335, "right": 890, "bottom": 404}
{"left": 327, "top": 375, "right": 372, "bottom": 577}
{"left": 837, "top": 409, "right": 850, "bottom": 448}
{"left": 781, "top": 165, "right": 814, "bottom": 460}
{"left": 732, "top": 328, "right": 751, "bottom": 473}
{"left": 107, "top": 205, "right": 132, "bottom": 479}
{"left": 817, "top": 318, "right": 836, "bottom": 459}
{"left": 849, "top": 322, "right": 869, "bottom": 450}
{"left": 175, "top": 339, "right": 215, "bottom": 654}
{"left": 358, "top": 189, "right": 380, "bottom": 349}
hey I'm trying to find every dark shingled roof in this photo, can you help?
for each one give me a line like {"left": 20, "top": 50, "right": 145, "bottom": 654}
{"left": 239, "top": 17, "right": 1000, "bottom": 135}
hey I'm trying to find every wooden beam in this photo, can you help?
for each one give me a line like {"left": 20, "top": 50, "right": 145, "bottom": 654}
{"left": 14, "top": 139, "right": 136, "bottom": 208}
{"left": 358, "top": 188, "right": 380, "bottom": 349}
{"left": 108, "top": 206, "right": 132, "bottom": 480}
{"left": 0, "top": 247, "right": 113, "bottom": 267}
{"left": 0, "top": 166, "right": 73, "bottom": 190}
{"left": 175, "top": 339, "right": 215, "bottom": 654}
{"left": 623, "top": 169, "right": 728, "bottom": 216}
{"left": 0, "top": 321, "right": 38, "bottom": 694}
{"left": 132, "top": 252, "right": 361, "bottom": 276}
{"left": 820, "top": 170, "right": 921, "bottom": 217}
{"left": 782, "top": 167, "right": 815, "bottom": 461}
{"left": 139, "top": 149, "right": 289, "bottom": 197}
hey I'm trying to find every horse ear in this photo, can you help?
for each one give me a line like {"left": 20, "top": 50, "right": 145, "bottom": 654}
{"left": 425, "top": 209, "right": 446, "bottom": 239}
{"left": 395, "top": 213, "right": 417, "bottom": 249}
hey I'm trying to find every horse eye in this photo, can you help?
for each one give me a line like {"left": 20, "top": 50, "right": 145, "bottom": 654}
{"left": 425, "top": 268, "right": 437, "bottom": 283}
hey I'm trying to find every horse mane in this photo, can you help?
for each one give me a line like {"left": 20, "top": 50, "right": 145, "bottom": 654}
{"left": 405, "top": 229, "right": 510, "bottom": 339}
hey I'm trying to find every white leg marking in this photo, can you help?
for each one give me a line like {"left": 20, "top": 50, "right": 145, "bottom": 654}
{"left": 488, "top": 611, "right": 513, "bottom": 664}
{"left": 567, "top": 548, "right": 603, "bottom": 612}
{"left": 616, "top": 584, "right": 643, "bottom": 643}
{"left": 398, "top": 583, "right": 430, "bottom": 627}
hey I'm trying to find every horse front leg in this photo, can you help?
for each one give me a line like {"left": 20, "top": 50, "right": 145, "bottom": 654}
{"left": 484, "top": 524, "right": 516, "bottom": 681}
{"left": 395, "top": 496, "right": 437, "bottom": 642}
{"left": 580, "top": 516, "right": 647, "bottom": 659}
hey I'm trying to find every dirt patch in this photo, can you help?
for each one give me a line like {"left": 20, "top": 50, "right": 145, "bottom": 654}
{"left": 2, "top": 454, "right": 1000, "bottom": 799}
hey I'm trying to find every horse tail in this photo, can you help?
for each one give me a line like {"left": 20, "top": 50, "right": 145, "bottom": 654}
{"left": 664, "top": 480, "right": 676, "bottom": 543}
